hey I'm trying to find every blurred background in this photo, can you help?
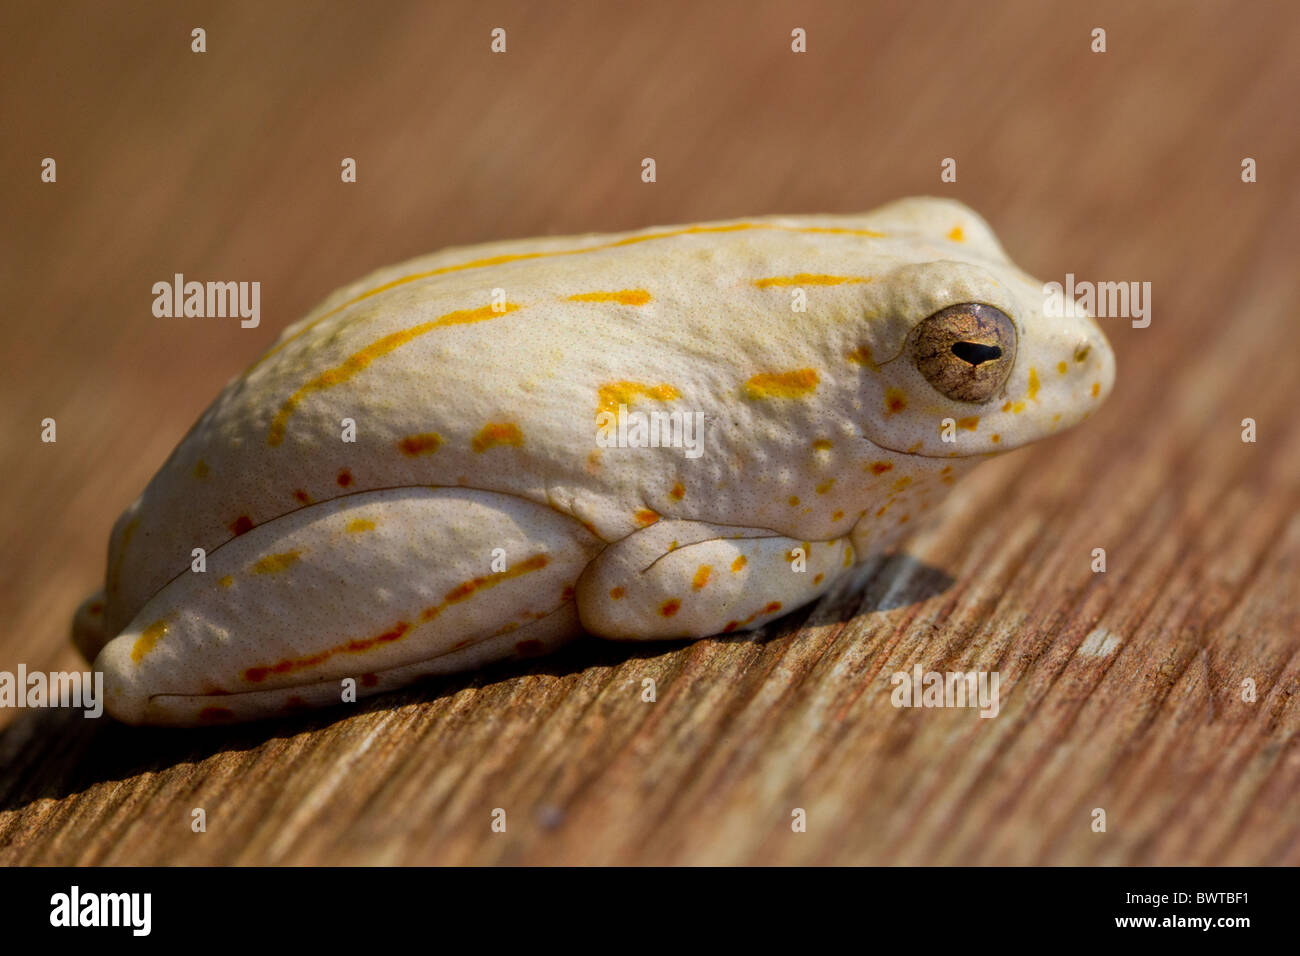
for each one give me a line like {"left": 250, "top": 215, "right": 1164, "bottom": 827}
{"left": 1, "top": 1, "right": 1296, "bottom": 864}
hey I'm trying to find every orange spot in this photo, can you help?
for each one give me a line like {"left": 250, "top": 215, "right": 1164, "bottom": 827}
{"left": 568, "top": 289, "right": 652, "bottom": 306}
{"left": 956, "top": 416, "right": 979, "bottom": 431}
{"left": 743, "top": 369, "right": 820, "bottom": 399}
{"left": 788, "top": 495, "right": 801, "bottom": 506}
{"left": 218, "top": 574, "right": 233, "bottom": 588}
{"left": 660, "top": 599, "right": 681, "bottom": 617}
{"left": 267, "top": 303, "right": 521, "bottom": 446}
{"left": 229, "top": 515, "right": 254, "bottom": 536}
{"left": 846, "top": 345, "right": 878, "bottom": 369}
{"left": 731, "top": 555, "right": 747, "bottom": 572}
{"left": 885, "top": 388, "right": 907, "bottom": 414}
{"left": 1057, "top": 361, "right": 1068, "bottom": 375}
{"left": 940, "top": 465, "right": 952, "bottom": 474}
{"left": 635, "top": 509, "right": 660, "bottom": 526}
{"left": 198, "top": 707, "right": 236, "bottom": 724}
{"left": 337, "top": 469, "right": 354, "bottom": 487}
{"left": 193, "top": 459, "right": 210, "bottom": 479}
{"left": 1001, "top": 401, "right": 1012, "bottom": 412}
{"left": 442, "top": 554, "right": 550, "bottom": 606}
{"left": 1091, "top": 382, "right": 1101, "bottom": 397}
{"left": 293, "top": 489, "right": 312, "bottom": 505}
{"left": 763, "top": 601, "right": 782, "bottom": 615}
{"left": 990, "top": 434, "right": 1000, "bottom": 443}
{"left": 843, "top": 548, "right": 853, "bottom": 567}
{"left": 1028, "top": 367, "right": 1041, "bottom": 401}
{"left": 561, "top": 585, "right": 576, "bottom": 602}
{"left": 596, "top": 381, "right": 680, "bottom": 417}
{"left": 609, "top": 586, "right": 626, "bottom": 600}
{"left": 723, "top": 621, "right": 741, "bottom": 632}
{"left": 893, "top": 475, "right": 913, "bottom": 491}
{"left": 948, "top": 225, "right": 965, "bottom": 242}
{"left": 472, "top": 422, "right": 523, "bottom": 453}
{"left": 398, "top": 432, "right": 443, "bottom": 456}
{"left": 131, "top": 619, "right": 168, "bottom": 663}
{"left": 753, "top": 273, "right": 871, "bottom": 288}
{"left": 692, "top": 565, "right": 712, "bottom": 590}
{"left": 670, "top": 482, "right": 686, "bottom": 500}
{"left": 346, "top": 518, "right": 375, "bottom": 534}
{"left": 816, "top": 479, "right": 835, "bottom": 494}
{"left": 869, "top": 461, "right": 893, "bottom": 475}
{"left": 831, "top": 510, "right": 844, "bottom": 522}
{"left": 899, "top": 513, "right": 911, "bottom": 524}
{"left": 252, "top": 550, "right": 301, "bottom": 574}
{"left": 814, "top": 573, "right": 824, "bottom": 585}
{"left": 812, "top": 439, "right": 833, "bottom": 451}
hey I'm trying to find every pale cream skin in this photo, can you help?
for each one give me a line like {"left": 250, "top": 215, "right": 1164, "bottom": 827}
{"left": 72, "top": 197, "right": 1115, "bottom": 725}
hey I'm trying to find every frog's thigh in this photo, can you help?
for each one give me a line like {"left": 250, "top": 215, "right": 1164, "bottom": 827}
{"left": 95, "top": 487, "right": 601, "bottom": 725}
{"left": 575, "top": 520, "right": 854, "bottom": 641}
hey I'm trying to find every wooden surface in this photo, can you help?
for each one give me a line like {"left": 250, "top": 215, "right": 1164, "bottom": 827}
{"left": 2, "top": 0, "right": 1298, "bottom": 865}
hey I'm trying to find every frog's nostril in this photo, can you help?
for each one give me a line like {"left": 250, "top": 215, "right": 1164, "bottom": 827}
{"left": 951, "top": 341, "right": 1002, "bottom": 366}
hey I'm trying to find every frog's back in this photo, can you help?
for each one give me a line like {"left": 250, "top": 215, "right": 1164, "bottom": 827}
{"left": 101, "top": 199, "right": 1009, "bottom": 635}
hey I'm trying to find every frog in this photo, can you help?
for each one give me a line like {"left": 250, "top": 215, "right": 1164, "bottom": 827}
{"left": 71, "top": 196, "right": 1116, "bottom": 725}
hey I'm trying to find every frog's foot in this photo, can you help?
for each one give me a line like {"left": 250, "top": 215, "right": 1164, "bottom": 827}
{"left": 575, "top": 519, "right": 855, "bottom": 641}
{"left": 72, "top": 588, "right": 109, "bottom": 662}
{"left": 94, "top": 487, "right": 602, "bottom": 726}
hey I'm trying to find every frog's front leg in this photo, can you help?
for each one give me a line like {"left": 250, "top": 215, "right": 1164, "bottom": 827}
{"left": 93, "top": 487, "right": 602, "bottom": 725}
{"left": 575, "top": 520, "right": 855, "bottom": 641}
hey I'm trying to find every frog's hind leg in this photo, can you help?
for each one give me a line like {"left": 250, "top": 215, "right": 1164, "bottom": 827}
{"left": 575, "top": 520, "right": 855, "bottom": 641}
{"left": 94, "top": 487, "right": 603, "bottom": 725}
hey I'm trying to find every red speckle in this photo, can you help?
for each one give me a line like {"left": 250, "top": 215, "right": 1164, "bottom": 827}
{"left": 561, "top": 585, "right": 576, "bottom": 602}
{"left": 243, "top": 621, "right": 410, "bottom": 683}
{"left": 293, "top": 489, "right": 312, "bottom": 504}
{"left": 660, "top": 599, "right": 681, "bottom": 617}
{"left": 229, "top": 515, "right": 254, "bottom": 536}
{"left": 515, "top": 639, "right": 547, "bottom": 657}
{"left": 763, "top": 601, "right": 782, "bottom": 614}
{"left": 722, "top": 620, "right": 741, "bottom": 632}
{"left": 337, "top": 469, "right": 353, "bottom": 488}
{"left": 360, "top": 673, "right": 379, "bottom": 687}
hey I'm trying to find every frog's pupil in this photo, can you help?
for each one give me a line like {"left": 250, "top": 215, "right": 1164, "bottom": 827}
{"left": 951, "top": 342, "right": 1002, "bottom": 366}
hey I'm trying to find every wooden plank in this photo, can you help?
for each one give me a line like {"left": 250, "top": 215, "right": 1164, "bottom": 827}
{"left": 0, "top": 0, "right": 1296, "bottom": 865}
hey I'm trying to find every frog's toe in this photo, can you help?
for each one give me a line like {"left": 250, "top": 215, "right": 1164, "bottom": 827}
{"left": 72, "top": 589, "right": 109, "bottom": 662}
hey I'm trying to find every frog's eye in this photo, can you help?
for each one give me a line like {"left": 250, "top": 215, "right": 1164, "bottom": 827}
{"left": 911, "top": 303, "right": 1017, "bottom": 404}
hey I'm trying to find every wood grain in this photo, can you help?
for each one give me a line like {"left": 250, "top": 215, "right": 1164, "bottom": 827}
{"left": 1, "top": 0, "right": 1297, "bottom": 865}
